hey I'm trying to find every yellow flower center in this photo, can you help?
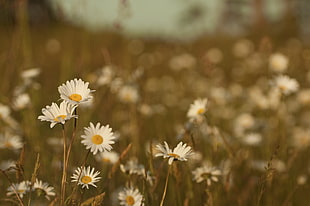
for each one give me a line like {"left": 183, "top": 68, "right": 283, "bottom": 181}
{"left": 197, "top": 108, "right": 205, "bottom": 114}
{"left": 69, "top": 93, "right": 82, "bottom": 102}
{"left": 279, "top": 85, "right": 287, "bottom": 91}
{"left": 4, "top": 142, "right": 12, "bottom": 148}
{"left": 124, "top": 94, "right": 132, "bottom": 102}
{"left": 54, "top": 115, "right": 67, "bottom": 122}
{"left": 168, "top": 153, "right": 180, "bottom": 158}
{"left": 18, "top": 189, "right": 25, "bottom": 193}
{"left": 81, "top": 175, "right": 92, "bottom": 184}
{"left": 126, "top": 195, "right": 135, "bottom": 205}
{"left": 92, "top": 135, "right": 104, "bottom": 145}
{"left": 102, "top": 158, "right": 111, "bottom": 163}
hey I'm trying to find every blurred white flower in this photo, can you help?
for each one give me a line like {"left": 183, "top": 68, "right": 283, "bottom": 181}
{"left": 118, "top": 85, "right": 139, "bottom": 104}
{"left": 0, "top": 103, "right": 11, "bottom": 120}
{"left": 21, "top": 68, "right": 40, "bottom": 80}
{"left": 269, "top": 53, "right": 289, "bottom": 73}
{"left": 273, "top": 75, "right": 299, "bottom": 95}
{"left": 96, "top": 66, "right": 115, "bottom": 86}
{"left": 13, "top": 93, "right": 31, "bottom": 110}
{"left": 169, "top": 53, "right": 196, "bottom": 71}
{"left": 241, "top": 133, "right": 262, "bottom": 146}
{"left": 232, "top": 39, "right": 254, "bottom": 58}
{"left": 96, "top": 151, "right": 119, "bottom": 164}
{"left": 205, "top": 48, "right": 223, "bottom": 64}
{"left": 0, "top": 133, "right": 23, "bottom": 150}
{"left": 192, "top": 162, "right": 221, "bottom": 185}
{"left": 187, "top": 98, "right": 208, "bottom": 121}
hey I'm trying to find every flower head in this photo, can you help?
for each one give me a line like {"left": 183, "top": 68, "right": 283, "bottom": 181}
{"left": 38, "top": 101, "right": 77, "bottom": 128}
{"left": 192, "top": 163, "right": 221, "bottom": 186}
{"left": 81, "top": 122, "right": 116, "bottom": 155}
{"left": 58, "top": 78, "right": 94, "bottom": 105}
{"left": 71, "top": 166, "right": 101, "bottom": 189}
{"left": 0, "top": 133, "right": 23, "bottom": 150}
{"left": 118, "top": 187, "right": 144, "bottom": 206}
{"left": 34, "top": 179, "right": 56, "bottom": 200}
{"left": 273, "top": 75, "right": 299, "bottom": 95}
{"left": 7, "top": 181, "right": 30, "bottom": 198}
{"left": 155, "top": 141, "right": 193, "bottom": 165}
{"left": 118, "top": 85, "right": 139, "bottom": 104}
{"left": 187, "top": 98, "right": 208, "bottom": 121}
{"left": 269, "top": 53, "right": 288, "bottom": 73}
{"left": 96, "top": 151, "right": 119, "bottom": 164}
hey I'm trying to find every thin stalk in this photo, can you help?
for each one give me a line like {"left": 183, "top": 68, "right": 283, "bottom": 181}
{"left": 205, "top": 187, "right": 214, "bottom": 206}
{"left": 160, "top": 165, "right": 171, "bottom": 206}
{"left": 60, "top": 124, "right": 67, "bottom": 206}
{"left": 66, "top": 109, "right": 78, "bottom": 167}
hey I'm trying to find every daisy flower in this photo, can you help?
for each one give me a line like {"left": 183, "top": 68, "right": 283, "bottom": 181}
{"left": 118, "top": 85, "right": 139, "bottom": 104}
{"left": 34, "top": 179, "right": 56, "bottom": 200}
{"left": 155, "top": 141, "right": 193, "bottom": 165}
{"left": 71, "top": 166, "right": 101, "bottom": 189}
{"left": 118, "top": 187, "right": 144, "bottom": 206}
{"left": 120, "top": 158, "right": 145, "bottom": 176}
{"left": 192, "top": 163, "right": 221, "bottom": 186}
{"left": 95, "top": 151, "right": 119, "bottom": 164}
{"left": 58, "top": 78, "right": 94, "bottom": 105}
{"left": 187, "top": 98, "right": 208, "bottom": 120}
{"left": 0, "top": 103, "right": 10, "bottom": 120}
{"left": 13, "top": 93, "right": 31, "bottom": 110}
{"left": 81, "top": 122, "right": 116, "bottom": 155}
{"left": 38, "top": 101, "right": 77, "bottom": 128}
{"left": 269, "top": 53, "right": 288, "bottom": 73}
{"left": 0, "top": 133, "right": 23, "bottom": 150}
{"left": 7, "top": 181, "right": 30, "bottom": 198}
{"left": 0, "top": 160, "right": 16, "bottom": 171}
{"left": 273, "top": 75, "right": 299, "bottom": 95}
{"left": 21, "top": 68, "right": 41, "bottom": 80}
{"left": 241, "top": 133, "right": 262, "bottom": 146}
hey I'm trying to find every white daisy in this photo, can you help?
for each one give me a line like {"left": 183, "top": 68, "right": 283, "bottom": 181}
{"left": 81, "top": 122, "right": 116, "bottom": 155}
{"left": 0, "top": 160, "right": 16, "bottom": 171}
{"left": 273, "top": 75, "right": 299, "bottom": 95}
{"left": 0, "top": 133, "right": 23, "bottom": 150}
{"left": 241, "top": 133, "right": 262, "bottom": 146}
{"left": 120, "top": 158, "right": 145, "bottom": 176}
{"left": 71, "top": 166, "right": 101, "bottom": 189}
{"left": 95, "top": 151, "right": 119, "bottom": 164}
{"left": 269, "top": 53, "right": 289, "bottom": 73}
{"left": 21, "top": 68, "right": 41, "bottom": 80}
{"left": 118, "top": 85, "right": 139, "bottom": 104}
{"left": 155, "top": 141, "right": 193, "bottom": 165}
{"left": 118, "top": 187, "right": 144, "bottom": 206}
{"left": 187, "top": 98, "right": 208, "bottom": 120}
{"left": 13, "top": 93, "right": 31, "bottom": 110}
{"left": 58, "top": 78, "right": 94, "bottom": 105}
{"left": 38, "top": 101, "right": 77, "bottom": 128}
{"left": 34, "top": 179, "right": 56, "bottom": 200}
{"left": 7, "top": 181, "right": 30, "bottom": 198}
{"left": 0, "top": 103, "right": 11, "bottom": 120}
{"left": 192, "top": 163, "right": 221, "bottom": 186}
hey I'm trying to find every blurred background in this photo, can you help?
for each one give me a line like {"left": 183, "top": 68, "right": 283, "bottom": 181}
{"left": 1, "top": 1, "right": 310, "bottom": 205}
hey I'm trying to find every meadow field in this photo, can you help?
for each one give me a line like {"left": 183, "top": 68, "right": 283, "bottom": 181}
{"left": 1, "top": 1, "right": 310, "bottom": 206}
